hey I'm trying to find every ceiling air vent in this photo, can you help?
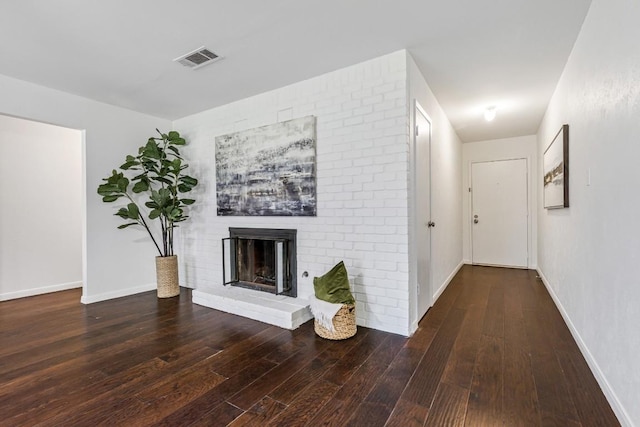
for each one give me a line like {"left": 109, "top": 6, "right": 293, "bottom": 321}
{"left": 174, "top": 47, "right": 222, "bottom": 70}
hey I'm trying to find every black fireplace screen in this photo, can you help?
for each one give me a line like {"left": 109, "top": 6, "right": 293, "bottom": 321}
{"left": 222, "top": 228, "right": 296, "bottom": 297}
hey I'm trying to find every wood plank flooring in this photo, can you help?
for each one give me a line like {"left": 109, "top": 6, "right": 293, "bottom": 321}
{"left": 0, "top": 266, "right": 620, "bottom": 426}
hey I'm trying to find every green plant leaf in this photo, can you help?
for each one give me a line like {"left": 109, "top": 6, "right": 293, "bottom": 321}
{"left": 167, "top": 145, "right": 181, "bottom": 156}
{"left": 132, "top": 180, "right": 149, "bottom": 193}
{"left": 120, "top": 161, "right": 139, "bottom": 170}
{"left": 117, "top": 177, "right": 129, "bottom": 192}
{"left": 115, "top": 208, "right": 129, "bottom": 219}
{"left": 168, "top": 131, "right": 180, "bottom": 140}
{"left": 180, "top": 176, "right": 198, "bottom": 186}
{"left": 151, "top": 188, "right": 171, "bottom": 208}
{"left": 105, "top": 170, "right": 123, "bottom": 185}
{"left": 168, "top": 207, "right": 183, "bottom": 221}
{"left": 181, "top": 198, "right": 196, "bottom": 205}
{"left": 102, "top": 195, "right": 119, "bottom": 202}
{"left": 142, "top": 140, "right": 161, "bottom": 159}
{"left": 117, "top": 222, "right": 139, "bottom": 229}
{"left": 127, "top": 203, "right": 139, "bottom": 219}
{"left": 152, "top": 176, "right": 172, "bottom": 185}
{"left": 131, "top": 172, "right": 146, "bottom": 180}
{"left": 97, "top": 183, "right": 119, "bottom": 196}
{"left": 149, "top": 209, "right": 161, "bottom": 219}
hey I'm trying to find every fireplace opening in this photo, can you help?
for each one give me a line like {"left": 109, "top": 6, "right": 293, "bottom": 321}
{"left": 222, "top": 228, "right": 296, "bottom": 297}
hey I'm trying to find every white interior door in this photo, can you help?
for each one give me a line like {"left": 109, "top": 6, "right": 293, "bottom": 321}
{"left": 471, "top": 159, "right": 528, "bottom": 268}
{"left": 415, "top": 103, "right": 432, "bottom": 319}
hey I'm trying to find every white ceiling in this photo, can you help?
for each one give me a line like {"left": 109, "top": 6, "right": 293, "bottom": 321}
{"left": 0, "top": 1, "right": 591, "bottom": 142}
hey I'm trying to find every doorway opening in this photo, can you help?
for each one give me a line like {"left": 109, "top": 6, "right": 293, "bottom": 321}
{"left": 0, "top": 114, "right": 85, "bottom": 301}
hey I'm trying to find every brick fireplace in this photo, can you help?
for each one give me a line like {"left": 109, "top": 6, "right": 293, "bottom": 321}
{"left": 192, "top": 227, "right": 311, "bottom": 329}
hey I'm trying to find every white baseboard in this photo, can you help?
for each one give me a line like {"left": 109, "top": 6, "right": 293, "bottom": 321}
{"left": 0, "top": 281, "right": 83, "bottom": 301}
{"left": 81, "top": 283, "right": 157, "bottom": 304}
{"left": 537, "top": 269, "right": 632, "bottom": 427}
{"left": 433, "top": 260, "right": 464, "bottom": 302}
{"left": 411, "top": 260, "right": 465, "bottom": 334}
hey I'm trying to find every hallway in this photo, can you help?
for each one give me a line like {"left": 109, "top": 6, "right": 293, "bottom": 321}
{"left": 387, "top": 265, "right": 619, "bottom": 426}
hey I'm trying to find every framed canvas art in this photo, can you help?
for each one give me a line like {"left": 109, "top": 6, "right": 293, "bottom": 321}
{"left": 543, "top": 124, "right": 569, "bottom": 209}
{"left": 215, "top": 116, "right": 317, "bottom": 216}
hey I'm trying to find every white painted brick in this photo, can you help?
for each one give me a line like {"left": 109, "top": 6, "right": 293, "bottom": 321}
{"left": 334, "top": 225, "right": 354, "bottom": 234}
{"left": 324, "top": 217, "right": 344, "bottom": 225}
{"left": 362, "top": 94, "right": 384, "bottom": 106}
{"left": 360, "top": 286, "right": 388, "bottom": 297}
{"left": 342, "top": 167, "right": 365, "bottom": 177}
{"left": 344, "top": 116, "right": 364, "bottom": 126}
{"left": 353, "top": 105, "right": 374, "bottom": 116}
{"left": 353, "top": 157, "right": 374, "bottom": 167}
{"left": 351, "top": 87, "right": 373, "bottom": 99}
{"left": 363, "top": 111, "right": 386, "bottom": 124}
{"left": 323, "top": 184, "right": 344, "bottom": 194}
{"left": 385, "top": 306, "right": 407, "bottom": 318}
{"left": 377, "top": 297, "right": 398, "bottom": 308}
{"left": 353, "top": 191, "right": 374, "bottom": 200}
{"left": 364, "top": 217, "right": 386, "bottom": 226}
{"left": 342, "top": 99, "right": 362, "bottom": 110}
{"left": 335, "top": 241, "right": 353, "bottom": 250}
{"left": 317, "top": 240, "right": 334, "bottom": 249}
{"left": 365, "top": 304, "right": 387, "bottom": 315}
{"left": 384, "top": 89, "right": 406, "bottom": 101}
{"left": 363, "top": 199, "right": 385, "bottom": 208}
{"left": 384, "top": 180, "right": 408, "bottom": 191}
{"left": 344, "top": 200, "right": 363, "bottom": 209}
{"left": 175, "top": 51, "right": 412, "bottom": 337}
{"left": 375, "top": 243, "right": 398, "bottom": 253}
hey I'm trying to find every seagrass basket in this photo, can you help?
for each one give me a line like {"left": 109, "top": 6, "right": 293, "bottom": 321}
{"left": 314, "top": 304, "right": 357, "bottom": 340}
{"left": 156, "top": 255, "right": 180, "bottom": 298}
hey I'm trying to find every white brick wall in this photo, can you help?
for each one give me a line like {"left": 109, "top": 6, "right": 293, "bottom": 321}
{"left": 174, "top": 50, "right": 411, "bottom": 335}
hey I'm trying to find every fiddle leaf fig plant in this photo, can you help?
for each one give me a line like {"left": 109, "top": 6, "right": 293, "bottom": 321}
{"left": 97, "top": 129, "right": 198, "bottom": 257}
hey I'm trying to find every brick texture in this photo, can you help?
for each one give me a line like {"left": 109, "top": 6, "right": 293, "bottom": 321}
{"left": 174, "top": 51, "right": 411, "bottom": 335}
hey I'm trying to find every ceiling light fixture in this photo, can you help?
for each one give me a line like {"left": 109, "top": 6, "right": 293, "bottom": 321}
{"left": 484, "top": 106, "right": 497, "bottom": 122}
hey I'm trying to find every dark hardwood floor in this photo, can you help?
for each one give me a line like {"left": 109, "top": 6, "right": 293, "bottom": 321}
{"left": 0, "top": 266, "right": 619, "bottom": 426}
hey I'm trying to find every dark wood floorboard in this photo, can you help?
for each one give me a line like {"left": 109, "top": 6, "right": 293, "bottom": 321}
{"left": 0, "top": 266, "right": 620, "bottom": 426}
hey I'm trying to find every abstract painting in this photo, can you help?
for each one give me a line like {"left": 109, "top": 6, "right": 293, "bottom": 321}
{"left": 543, "top": 124, "right": 569, "bottom": 209}
{"left": 216, "top": 116, "right": 316, "bottom": 216}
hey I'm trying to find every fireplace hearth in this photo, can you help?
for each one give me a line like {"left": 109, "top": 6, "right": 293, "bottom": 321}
{"left": 222, "top": 228, "right": 297, "bottom": 297}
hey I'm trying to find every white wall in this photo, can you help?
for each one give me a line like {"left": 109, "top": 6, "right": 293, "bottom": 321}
{"left": 462, "top": 135, "right": 537, "bottom": 267}
{"left": 537, "top": 0, "right": 640, "bottom": 425}
{"left": 407, "top": 55, "right": 463, "bottom": 331}
{"left": 0, "top": 74, "right": 171, "bottom": 303}
{"left": 0, "top": 115, "right": 82, "bottom": 300}
{"left": 175, "top": 51, "right": 413, "bottom": 335}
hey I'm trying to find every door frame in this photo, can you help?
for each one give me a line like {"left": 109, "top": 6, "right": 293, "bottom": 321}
{"left": 469, "top": 157, "right": 529, "bottom": 268}
{"left": 412, "top": 100, "right": 433, "bottom": 328}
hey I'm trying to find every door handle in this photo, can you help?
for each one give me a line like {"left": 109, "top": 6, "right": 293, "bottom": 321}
{"left": 427, "top": 221, "right": 436, "bottom": 228}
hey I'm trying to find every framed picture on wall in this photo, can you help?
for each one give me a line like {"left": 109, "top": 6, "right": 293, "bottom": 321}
{"left": 543, "top": 124, "right": 569, "bottom": 209}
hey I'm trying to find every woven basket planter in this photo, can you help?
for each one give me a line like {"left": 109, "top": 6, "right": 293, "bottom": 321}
{"left": 314, "top": 304, "right": 357, "bottom": 340}
{"left": 156, "top": 255, "right": 180, "bottom": 298}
